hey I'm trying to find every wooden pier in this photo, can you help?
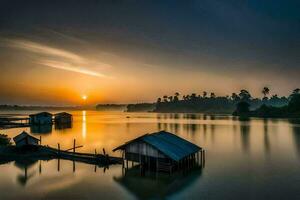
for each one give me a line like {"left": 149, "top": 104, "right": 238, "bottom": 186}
{"left": 0, "top": 145, "right": 122, "bottom": 166}
{"left": 0, "top": 117, "right": 30, "bottom": 129}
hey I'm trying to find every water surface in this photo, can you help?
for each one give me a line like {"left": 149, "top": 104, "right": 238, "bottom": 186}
{"left": 1, "top": 111, "right": 300, "bottom": 199}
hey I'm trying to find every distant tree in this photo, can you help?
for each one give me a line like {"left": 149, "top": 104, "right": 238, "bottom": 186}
{"left": 156, "top": 98, "right": 162, "bottom": 103}
{"left": 168, "top": 96, "right": 173, "bottom": 102}
{"left": 288, "top": 93, "right": 300, "bottom": 112}
{"left": 0, "top": 134, "right": 11, "bottom": 146}
{"left": 231, "top": 93, "right": 240, "bottom": 101}
{"left": 239, "top": 90, "right": 252, "bottom": 102}
{"left": 210, "top": 92, "right": 216, "bottom": 98}
{"left": 191, "top": 93, "right": 197, "bottom": 100}
{"left": 163, "top": 95, "right": 168, "bottom": 102}
{"left": 234, "top": 101, "right": 250, "bottom": 115}
{"left": 262, "top": 87, "right": 270, "bottom": 100}
{"left": 203, "top": 91, "right": 207, "bottom": 98}
{"left": 289, "top": 88, "right": 300, "bottom": 100}
{"left": 293, "top": 88, "right": 300, "bottom": 94}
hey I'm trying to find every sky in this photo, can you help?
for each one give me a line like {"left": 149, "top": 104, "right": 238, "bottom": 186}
{"left": 0, "top": 0, "right": 299, "bottom": 105}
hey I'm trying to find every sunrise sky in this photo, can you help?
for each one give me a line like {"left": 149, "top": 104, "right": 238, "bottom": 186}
{"left": 0, "top": 0, "right": 299, "bottom": 105}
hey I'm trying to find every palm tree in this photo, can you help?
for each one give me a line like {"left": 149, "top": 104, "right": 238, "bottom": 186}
{"left": 231, "top": 93, "right": 240, "bottom": 101}
{"left": 293, "top": 88, "right": 300, "bottom": 94}
{"left": 174, "top": 92, "right": 180, "bottom": 102}
{"left": 262, "top": 87, "right": 270, "bottom": 98}
{"left": 239, "top": 89, "right": 251, "bottom": 101}
{"left": 163, "top": 95, "right": 168, "bottom": 102}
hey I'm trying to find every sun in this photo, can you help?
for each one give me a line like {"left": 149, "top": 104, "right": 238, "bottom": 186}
{"left": 82, "top": 95, "right": 88, "bottom": 100}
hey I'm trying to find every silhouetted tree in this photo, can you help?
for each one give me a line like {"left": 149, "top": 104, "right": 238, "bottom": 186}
{"left": 163, "top": 95, "right": 168, "bottom": 102}
{"left": 191, "top": 93, "right": 197, "bottom": 100}
{"left": 203, "top": 91, "right": 207, "bottom": 98}
{"left": 231, "top": 93, "right": 240, "bottom": 101}
{"left": 233, "top": 101, "right": 250, "bottom": 115}
{"left": 288, "top": 93, "right": 300, "bottom": 112}
{"left": 0, "top": 134, "right": 11, "bottom": 146}
{"left": 239, "top": 90, "right": 252, "bottom": 102}
{"left": 262, "top": 87, "right": 270, "bottom": 98}
{"left": 210, "top": 92, "right": 216, "bottom": 98}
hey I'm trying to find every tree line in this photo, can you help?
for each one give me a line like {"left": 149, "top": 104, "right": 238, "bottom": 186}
{"left": 153, "top": 87, "right": 295, "bottom": 113}
{"left": 234, "top": 88, "right": 300, "bottom": 118}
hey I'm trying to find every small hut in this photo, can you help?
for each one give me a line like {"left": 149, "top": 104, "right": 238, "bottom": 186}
{"left": 13, "top": 131, "right": 40, "bottom": 147}
{"left": 113, "top": 131, "right": 203, "bottom": 173}
{"left": 54, "top": 112, "right": 73, "bottom": 124}
{"left": 29, "top": 112, "right": 52, "bottom": 125}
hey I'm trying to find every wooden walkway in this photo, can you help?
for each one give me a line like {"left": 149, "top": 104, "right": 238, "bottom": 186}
{"left": 0, "top": 117, "right": 30, "bottom": 129}
{"left": 42, "top": 146, "right": 122, "bottom": 165}
{"left": 0, "top": 145, "right": 122, "bottom": 167}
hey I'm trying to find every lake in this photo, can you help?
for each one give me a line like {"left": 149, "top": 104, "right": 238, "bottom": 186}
{"left": 1, "top": 110, "right": 300, "bottom": 199}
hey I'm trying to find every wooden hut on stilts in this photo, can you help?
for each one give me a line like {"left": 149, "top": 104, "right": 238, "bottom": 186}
{"left": 113, "top": 131, "right": 205, "bottom": 174}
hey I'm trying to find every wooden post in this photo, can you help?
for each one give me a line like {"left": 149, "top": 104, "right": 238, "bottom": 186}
{"left": 73, "top": 139, "right": 76, "bottom": 153}
{"left": 122, "top": 151, "right": 125, "bottom": 169}
{"left": 39, "top": 160, "right": 42, "bottom": 174}
{"left": 203, "top": 150, "right": 206, "bottom": 167}
{"left": 200, "top": 150, "right": 203, "bottom": 166}
{"left": 156, "top": 158, "right": 158, "bottom": 178}
{"left": 58, "top": 143, "right": 60, "bottom": 155}
{"left": 187, "top": 156, "right": 190, "bottom": 169}
{"left": 73, "top": 160, "right": 75, "bottom": 173}
{"left": 57, "top": 158, "right": 60, "bottom": 172}
{"left": 95, "top": 149, "right": 97, "bottom": 156}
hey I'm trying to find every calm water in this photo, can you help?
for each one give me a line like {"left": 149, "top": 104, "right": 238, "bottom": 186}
{"left": 1, "top": 110, "right": 300, "bottom": 200}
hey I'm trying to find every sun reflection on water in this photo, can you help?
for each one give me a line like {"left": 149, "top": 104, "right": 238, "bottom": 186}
{"left": 82, "top": 110, "right": 86, "bottom": 139}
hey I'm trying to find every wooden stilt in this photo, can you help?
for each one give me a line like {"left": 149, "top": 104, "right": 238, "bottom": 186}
{"left": 57, "top": 158, "right": 60, "bottom": 172}
{"left": 58, "top": 143, "right": 60, "bottom": 155}
{"left": 39, "top": 160, "right": 42, "bottom": 174}
{"left": 203, "top": 150, "right": 206, "bottom": 167}
{"left": 73, "top": 160, "right": 75, "bottom": 172}
{"left": 73, "top": 139, "right": 76, "bottom": 153}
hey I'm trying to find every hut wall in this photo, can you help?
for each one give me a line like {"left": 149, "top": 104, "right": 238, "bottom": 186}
{"left": 125, "top": 141, "right": 166, "bottom": 159}
{"left": 30, "top": 116, "right": 52, "bottom": 125}
{"left": 16, "top": 137, "right": 39, "bottom": 147}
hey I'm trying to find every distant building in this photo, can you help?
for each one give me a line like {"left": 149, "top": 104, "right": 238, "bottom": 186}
{"left": 54, "top": 112, "right": 73, "bottom": 124}
{"left": 13, "top": 131, "right": 40, "bottom": 147}
{"left": 113, "top": 131, "right": 203, "bottom": 173}
{"left": 29, "top": 112, "right": 53, "bottom": 125}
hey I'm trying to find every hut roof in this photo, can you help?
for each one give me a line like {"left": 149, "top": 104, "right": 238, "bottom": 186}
{"left": 13, "top": 131, "right": 39, "bottom": 143}
{"left": 54, "top": 112, "right": 72, "bottom": 117}
{"left": 29, "top": 112, "right": 52, "bottom": 117}
{"left": 113, "top": 131, "right": 202, "bottom": 161}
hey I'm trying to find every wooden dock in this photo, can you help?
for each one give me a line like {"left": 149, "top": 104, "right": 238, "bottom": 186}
{"left": 0, "top": 117, "right": 30, "bottom": 129}
{"left": 0, "top": 145, "right": 122, "bottom": 166}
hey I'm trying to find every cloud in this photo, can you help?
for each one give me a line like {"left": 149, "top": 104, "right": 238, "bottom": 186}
{"left": 5, "top": 39, "right": 110, "bottom": 78}
{"left": 37, "top": 60, "right": 106, "bottom": 77}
